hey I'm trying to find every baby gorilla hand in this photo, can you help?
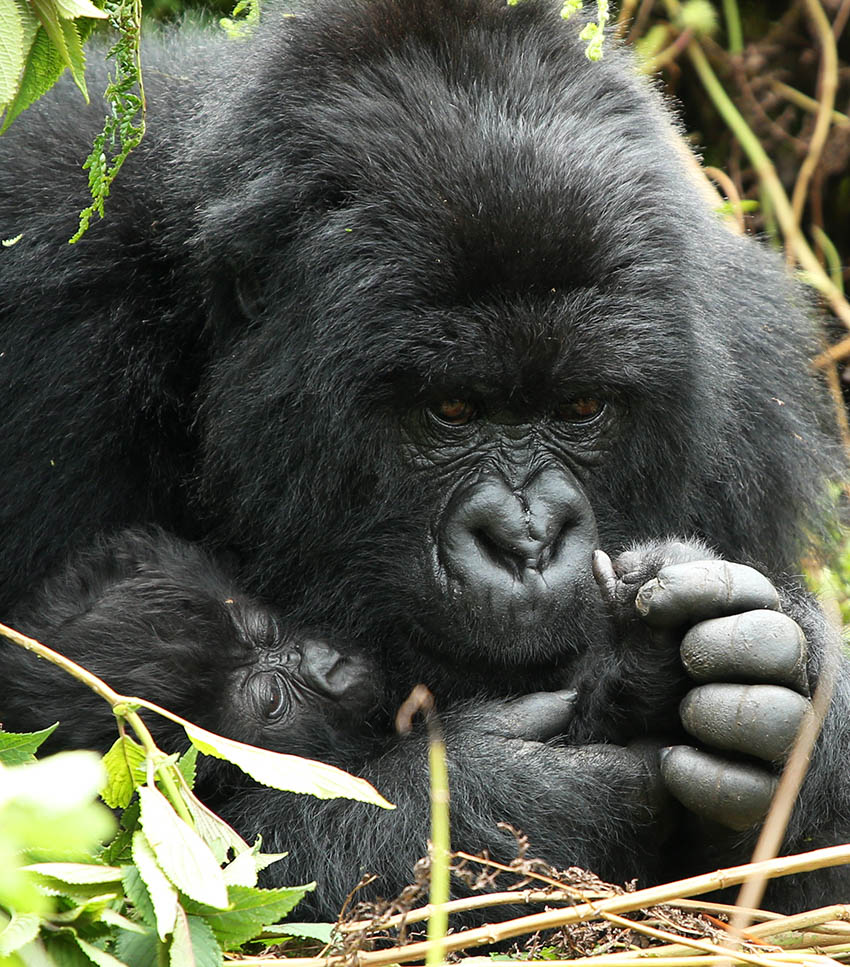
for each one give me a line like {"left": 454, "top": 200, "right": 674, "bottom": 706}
{"left": 636, "top": 560, "right": 812, "bottom": 831}
{"left": 477, "top": 690, "right": 578, "bottom": 742}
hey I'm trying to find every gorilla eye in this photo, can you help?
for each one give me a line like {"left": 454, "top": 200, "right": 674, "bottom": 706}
{"left": 557, "top": 397, "right": 604, "bottom": 423}
{"left": 431, "top": 400, "right": 477, "bottom": 426}
{"left": 259, "top": 674, "right": 289, "bottom": 721}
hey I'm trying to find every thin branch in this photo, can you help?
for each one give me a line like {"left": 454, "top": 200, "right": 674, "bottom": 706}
{"left": 790, "top": 0, "right": 839, "bottom": 234}
{"left": 770, "top": 80, "right": 850, "bottom": 127}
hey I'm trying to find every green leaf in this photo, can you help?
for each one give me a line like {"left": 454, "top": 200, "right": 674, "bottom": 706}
{"left": 176, "top": 746, "right": 198, "bottom": 789}
{"left": 268, "top": 922, "right": 334, "bottom": 943}
{"left": 179, "top": 785, "right": 250, "bottom": 865}
{"left": 52, "top": 0, "right": 106, "bottom": 18}
{"left": 57, "top": 15, "right": 85, "bottom": 97}
{"left": 131, "top": 831, "right": 178, "bottom": 940}
{"left": 138, "top": 786, "right": 228, "bottom": 909}
{"left": 114, "top": 925, "right": 159, "bottom": 967}
{"left": 221, "top": 848, "right": 258, "bottom": 888}
{"left": 99, "top": 908, "right": 148, "bottom": 935}
{"left": 23, "top": 863, "right": 124, "bottom": 887}
{"left": 122, "top": 865, "right": 156, "bottom": 929}
{"left": 29, "top": 0, "right": 78, "bottom": 88}
{"left": 0, "top": 0, "right": 25, "bottom": 106}
{"left": 185, "top": 724, "right": 394, "bottom": 808}
{"left": 0, "top": 911, "right": 41, "bottom": 957}
{"left": 44, "top": 933, "right": 94, "bottom": 967}
{"left": 169, "top": 910, "right": 222, "bottom": 967}
{"left": 0, "top": 725, "right": 58, "bottom": 766}
{"left": 101, "top": 736, "right": 146, "bottom": 809}
{"left": 73, "top": 934, "right": 128, "bottom": 967}
{"left": 0, "top": 25, "right": 64, "bottom": 132}
{"left": 182, "top": 884, "right": 313, "bottom": 950}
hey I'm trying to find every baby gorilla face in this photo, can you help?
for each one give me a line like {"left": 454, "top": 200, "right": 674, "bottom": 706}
{"left": 224, "top": 610, "right": 379, "bottom": 759}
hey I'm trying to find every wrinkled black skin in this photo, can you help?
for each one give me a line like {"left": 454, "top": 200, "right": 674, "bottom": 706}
{"left": 1, "top": 530, "right": 379, "bottom": 767}
{"left": 2, "top": 0, "right": 850, "bottom": 917}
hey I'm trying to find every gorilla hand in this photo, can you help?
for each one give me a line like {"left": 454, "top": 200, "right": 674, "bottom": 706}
{"left": 475, "top": 689, "right": 578, "bottom": 741}
{"left": 636, "top": 559, "right": 812, "bottom": 831}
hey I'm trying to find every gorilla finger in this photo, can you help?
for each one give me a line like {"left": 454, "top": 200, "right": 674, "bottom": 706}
{"left": 682, "top": 611, "right": 809, "bottom": 695}
{"left": 680, "top": 684, "right": 812, "bottom": 762}
{"left": 635, "top": 560, "right": 780, "bottom": 629}
{"left": 485, "top": 690, "right": 578, "bottom": 741}
{"left": 660, "top": 745, "right": 776, "bottom": 831}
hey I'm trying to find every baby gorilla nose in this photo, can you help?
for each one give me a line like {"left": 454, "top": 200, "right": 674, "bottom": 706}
{"left": 440, "top": 466, "right": 598, "bottom": 621}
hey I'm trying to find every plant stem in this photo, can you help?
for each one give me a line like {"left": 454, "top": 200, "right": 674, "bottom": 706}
{"left": 660, "top": 0, "right": 850, "bottom": 333}
{"left": 722, "top": 0, "right": 743, "bottom": 54}
{"left": 0, "top": 621, "right": 193, "bottom": 826}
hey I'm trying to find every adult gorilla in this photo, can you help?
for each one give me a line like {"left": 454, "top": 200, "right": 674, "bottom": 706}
{"left": 1, "top": 0, "right": 848, "bottom": 916}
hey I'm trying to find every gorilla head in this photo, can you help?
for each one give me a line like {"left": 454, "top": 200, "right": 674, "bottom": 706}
{"left": 2, "top": 532, "right": 378, "bottom": 761}
{"left": 182, "top": 0, "right": 834, "bottom": 680}
{"left": 174, "top": 0, "right": 829, "bottom": 680}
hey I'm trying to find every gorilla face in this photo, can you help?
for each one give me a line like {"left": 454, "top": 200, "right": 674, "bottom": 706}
{"left": 228, "top": 635, "right": 378, "bottom": 752}
{"left": 401, "top": 396, "right": 604, "bottom": 661}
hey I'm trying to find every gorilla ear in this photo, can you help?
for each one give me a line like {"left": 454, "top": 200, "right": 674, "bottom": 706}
{"left": 234, "top": 269, "right": 265, "bottom": 321}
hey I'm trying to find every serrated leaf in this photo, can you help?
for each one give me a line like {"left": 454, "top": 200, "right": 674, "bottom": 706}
{"left": 169, "top": 910, "right": 222, "bottom": 967}
{"left": 131, "top": 831, "right": 178, "bottom": 940}
{"left": 101, "top": 736, "right": 146, "bottom": 809}
{"left": 0, "top": 0, "right": 25, "bottom": 106}
{"left": 99, "top": 908, "right": 148, "bottom": 935}
{"left": 182, "top": 884, "right": 313, "bottom": 949}
{"left": 176, "top": 745, "right": 197, "bottom": 789}
{"left": 0, "top": 911, "right": 41, "bottom": 957}
{"left": 0, "top": 724, "right": 58, "bottom": 766}
{"left": 73, "top": 933, "right": 128, "bottom": 967}
{"left": 269, "top": 922, "right": 334, "bottom": 943}
{"left": 184, "top": 723, "right": 394, "bottom": 808}
{"left": 58, "top": 16, "right": 85, "bottom": 96}
{"left": 114, "top": 926, "right": 159, "bottom": 967}
{"left": 0, "top": 25, "right": 63, "bottom": 131}
{"left": 44, "top": 933, "right": 93, "bottom": 967}
{"left": 52, "top": 0, "right": 106, "bottom": 18}
{"left": 179, "top": 785, "right": 250, "bottom": 865}
{"left": 138, "top": 786, "right": 228, "bottom": 910}
{"left": 23, "top": 863, "right": 123, "bottom": 887}
{"left": 221, "top": 848, "right": 258, "bottom": 888}
{"left": 122, "top": 865, "right": 156, "bottom": 930}
{"left": 28, "top": 0, "right": 74, "bottom": 78}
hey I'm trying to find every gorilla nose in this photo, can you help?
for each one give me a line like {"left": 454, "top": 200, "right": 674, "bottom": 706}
{"left": 469, "top": 502, "right": 568, "bottom": 579}
{"left": 440, "top": 468, "right": 597, "bottom": 616}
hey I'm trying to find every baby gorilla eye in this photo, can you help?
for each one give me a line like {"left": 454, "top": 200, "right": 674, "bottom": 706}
{"left": 257, "top": 672, "right": 290, "bottom": 721}
{"left": 557, "top": 397, "right": 604, "bottom": 423}
{"left": 431, "top": 400, "right": 477, "bottom": 426}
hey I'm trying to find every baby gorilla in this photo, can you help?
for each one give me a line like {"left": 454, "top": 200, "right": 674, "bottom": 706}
{"left": 0, "top": 530, "right": 377, "bottom": 764}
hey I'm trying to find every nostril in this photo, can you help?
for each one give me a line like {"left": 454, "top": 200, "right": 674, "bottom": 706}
{"left": 472, "top": 527, "right": 524, "bottom": 579}
{"left": 539, "top": 517, "right": 571, "bottom": 569}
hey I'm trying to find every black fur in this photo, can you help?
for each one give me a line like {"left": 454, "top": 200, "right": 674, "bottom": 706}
{"left": 1, "top": 0, "right": 848, "bottom": 916}
{"left": 2, "top": 530, "right": 379, "bottom": 766}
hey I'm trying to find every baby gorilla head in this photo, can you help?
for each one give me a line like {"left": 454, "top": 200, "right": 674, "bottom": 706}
{"left": 1, "top": 529, "right": 380, "bottom": 763}
{"left": 217, "top": 602, "right": 378, "bottom": 759}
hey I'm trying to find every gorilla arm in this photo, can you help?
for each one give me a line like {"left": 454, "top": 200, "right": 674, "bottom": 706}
{"left": 218, "top": 691, "right": 670, "bottom": 919}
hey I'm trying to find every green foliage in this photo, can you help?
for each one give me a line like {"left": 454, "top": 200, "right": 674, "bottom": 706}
{"left": 219, "top": 0, "right": 258, "bottom": 39}
{"left": 71, "top": 0, "right": 145, "bottom": 243}
{"left": 0, "top": 0, "right": 107, "bottom": 133}
{"left": 0, "top": 625, "right": 392, "bottom": 966}
{"left": 0, "top": 723, "right": 340, "bottom": 965}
